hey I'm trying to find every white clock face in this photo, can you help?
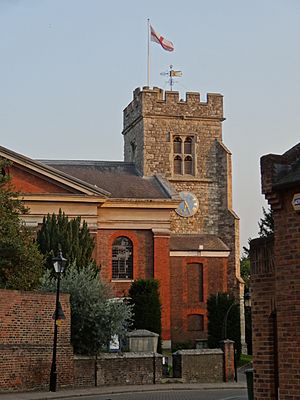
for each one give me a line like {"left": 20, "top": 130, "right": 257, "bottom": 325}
{"left": 176, "top": 191, "right": 199, "bottom": 217}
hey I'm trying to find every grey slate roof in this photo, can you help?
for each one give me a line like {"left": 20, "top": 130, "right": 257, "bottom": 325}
{"left": 170, "top": 234, "right": 229, "bottom": 252}
{"left": 39, "top": 160, "right": 171, "bottom": 199}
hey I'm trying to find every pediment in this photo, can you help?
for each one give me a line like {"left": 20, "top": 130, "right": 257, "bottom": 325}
{"left": 0, "top": 146, "right": 110, "bottom": 197}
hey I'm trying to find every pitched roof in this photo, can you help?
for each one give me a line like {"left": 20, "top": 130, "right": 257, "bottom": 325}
{"left": 39, "top": 160, "right": 171, "bottom": 199}
{"left": 0, "top": 145, "right": 109, "bottom": 197}
{"left": 170, "top": 234, "right": 229, "bottom": 252}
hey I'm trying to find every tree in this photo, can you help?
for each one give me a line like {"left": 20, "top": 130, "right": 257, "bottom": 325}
{"left": 258, "top": 206, "right": 274, "bottom": 238}
{"left": 207, "top": 293, "right": 241, "bottom": 359}
{"left": 240, "top": 248, "right": 251, "bottom": 291}
{"left": 40, "top": 262, "right": 132, "bottom": 355}
{"left": 0, "top": 159, "right": 43, "bottom": 290}
{"left": 36, "top": 209, "right": 96, "bottom": 271}
{"left": 128, "top": 279, "right": 162, "bottom": 352}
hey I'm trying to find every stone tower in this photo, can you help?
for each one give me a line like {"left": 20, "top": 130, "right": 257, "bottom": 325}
{"left": 123, "top": 86, "right": 240, "bottom": 292}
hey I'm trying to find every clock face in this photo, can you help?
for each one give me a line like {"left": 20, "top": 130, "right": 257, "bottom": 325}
{"left": 176, "top": 191, "right": 199, "bottom": 217}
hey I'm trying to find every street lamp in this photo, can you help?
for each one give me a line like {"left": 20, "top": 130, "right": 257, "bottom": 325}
{"left": 49, "top": 251, "right": 67, "bottom": 392}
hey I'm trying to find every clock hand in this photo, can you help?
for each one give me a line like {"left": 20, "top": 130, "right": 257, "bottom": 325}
{"left": 185, "top": 201, "right": 192, "bottom": 213}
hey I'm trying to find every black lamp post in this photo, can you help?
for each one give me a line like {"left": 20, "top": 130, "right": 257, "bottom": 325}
{"left": 49, "top": 251, "right": 67, "bottom": 392}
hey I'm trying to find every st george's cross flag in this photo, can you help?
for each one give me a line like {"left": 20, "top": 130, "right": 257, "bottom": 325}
{"left": 150, "top": 25, "right": 174, "bottom": 52}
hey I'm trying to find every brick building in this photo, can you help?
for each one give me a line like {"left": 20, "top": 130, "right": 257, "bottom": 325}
{"left": 0, "top": 87, "right": 241, "bottom": 349}
{"left": 250, "top": 143, "right": 300, "bottom": 400}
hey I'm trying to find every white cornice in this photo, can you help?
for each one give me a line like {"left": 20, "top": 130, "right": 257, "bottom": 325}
{"left": 21, "top": 194, "right": 106, "bottom": 204}
{"left": 100, "top": 199, "right": 180, "bottom": 209}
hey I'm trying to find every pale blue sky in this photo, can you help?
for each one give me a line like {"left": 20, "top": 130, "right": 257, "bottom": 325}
{"left": 1, "top": 0, "right": 299, "bottom": 250}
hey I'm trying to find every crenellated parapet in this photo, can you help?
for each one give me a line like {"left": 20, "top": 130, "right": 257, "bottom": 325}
{"left": 123, "top": 86, "right": 224, "bottom": 132}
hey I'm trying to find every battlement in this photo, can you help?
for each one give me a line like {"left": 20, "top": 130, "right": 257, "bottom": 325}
{"left": 123, "top": 87, "right": 224, "bottom": 131}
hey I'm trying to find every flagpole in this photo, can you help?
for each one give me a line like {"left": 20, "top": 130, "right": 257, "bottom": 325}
{"left": 147, "top": 18, "right": 150, "bottom": 87}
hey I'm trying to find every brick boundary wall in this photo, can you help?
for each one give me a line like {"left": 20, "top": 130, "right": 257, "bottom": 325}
{"left": 96, "top": 353, "right": 162, "bottom": 386}
{"left": 172, "top": 349, "right": 224, "bottom": 383}
{"left": 0, "top": 289, "right": 73, "bottom": 392}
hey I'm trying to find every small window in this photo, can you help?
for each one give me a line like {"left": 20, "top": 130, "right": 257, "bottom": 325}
{"left": 184, "top": 156, "right": 193, "bottom": 175}
{"left": 174, "top": 155, "right": 182, "bottom": 175}
{"left": 184, "top": 137, "right": 193, "bottom": 154}
{"left": 112, "top": 236, "right": 133, "bottom": 279}
{"left": 173, "top": 137, "right": 182, "bottom": 154}
{"left": 188, "top": 314, "right": 204, "bottom": 331}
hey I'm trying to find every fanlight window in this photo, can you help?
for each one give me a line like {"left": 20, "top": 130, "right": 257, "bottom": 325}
{"left": 112, "top": 236, "right": 133, "bottom": 279}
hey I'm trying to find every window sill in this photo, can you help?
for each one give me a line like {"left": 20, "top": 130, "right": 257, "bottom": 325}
{"left": 111, "top": 279, "right": 134, "bottom": 283}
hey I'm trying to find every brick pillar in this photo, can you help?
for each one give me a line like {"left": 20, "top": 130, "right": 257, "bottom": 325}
{"left": 220, "top": 339, "right": 235, "bottom": 382}
{"left": 153, "top": 229, "right": 171, "bottom": 349}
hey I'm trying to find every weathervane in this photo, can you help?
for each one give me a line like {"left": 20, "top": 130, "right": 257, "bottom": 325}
{"left": 160, "top": 65, "right": 183, "bottom": 91}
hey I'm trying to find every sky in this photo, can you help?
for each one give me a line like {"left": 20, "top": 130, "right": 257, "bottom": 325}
{"left": 1, "top": 0, "right": 299, "bottom": 251}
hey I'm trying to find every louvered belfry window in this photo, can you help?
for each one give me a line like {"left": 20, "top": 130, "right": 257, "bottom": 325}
{"left": 112, "top": 236, "right": 133, "bottom": 279}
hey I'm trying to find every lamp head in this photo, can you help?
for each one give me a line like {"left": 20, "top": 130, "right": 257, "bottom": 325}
{"left": 52, "top": 251, "right": 67, "bottom": 273}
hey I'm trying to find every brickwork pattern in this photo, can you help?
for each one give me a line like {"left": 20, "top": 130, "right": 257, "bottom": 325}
{"left": 252, "top": 143, "right": 300, "bottom": 400}
{"left": 153, "top": 234, "right": 171, "bottom": 341}
{"left": 96, "top": 229, "right": 154, "bottom": 297}
{"left": 74, "top": 357, "right": 96, "bottom": 387}
{"left": 0, "top": 290, "right": 73, "bottom": 392}
{"left": 172, "top": 349, "right": 224, "bottom": 383}
{"left": 96, "top": 353, "right": 162, "bottom": 386}
{"left": 273, "top": 189, "right": 300, "bottom": 400}
{"left": 170, "top": 256, "right": 227, "bottom": 344}
{"left": 10, "top": 165, "right": 73, "bottom": 194}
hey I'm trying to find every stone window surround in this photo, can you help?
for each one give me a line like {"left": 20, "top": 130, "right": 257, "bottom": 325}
{"left": 172, "top": 134, "right": 195, "bottom": 176}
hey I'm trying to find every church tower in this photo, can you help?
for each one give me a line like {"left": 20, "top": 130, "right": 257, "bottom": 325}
{"left": 123, "top": 86, "right": 242, "bottom": 347}
{"left": 123, "top": 86, "right": 240, "bottom": 293}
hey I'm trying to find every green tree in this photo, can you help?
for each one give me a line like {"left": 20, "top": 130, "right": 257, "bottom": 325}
{"left": 129, "top": 279, "right": 162, "bottom": 352}
{"left": 0, "top": 159, "right": 43, "bottom": 290}
{"left": 258, "top": 206, "right": 274, "bottom": 238}
{"left": 40, "top": 262, "right": 132, "bottom": 354}
{"left": 207, "top": 293, "right": 241, "bottom": 359}
{"left": 36, "top": 209, "right": 95, "bottom": 271}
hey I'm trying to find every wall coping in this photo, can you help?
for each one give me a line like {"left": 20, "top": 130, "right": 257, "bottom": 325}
{"left": 98, "top": 352, "right": 162, "bottom": 359}
{"left": 173, "top": 349, "right": 223, "bottom": 355}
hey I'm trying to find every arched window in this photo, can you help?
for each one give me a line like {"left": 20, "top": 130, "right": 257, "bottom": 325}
{"left": 184, "top": 137, "right": 193, "bottom": 154}
{"left": 112, "top": 236, "right": 133, "bottom": 279}
{"left": 173, "top": 137, "right": 182, "bottom": 154}
{"left": 174, "top": 155, "right": 182, "bottom": 175}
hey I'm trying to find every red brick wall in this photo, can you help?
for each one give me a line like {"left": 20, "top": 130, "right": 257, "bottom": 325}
{"left": 153, "top": 234, "right": 171, "bottom": 342}
{"left": 250, "top": 236, "right": 277, "bottom": 399}
{"left": 96, "top": 229, "right": 154, "bottom": 297}
{"left": 170, "top": 256, "right": 228, "bottom": 344}
{"left": 273, "top": 189, "right": 300, "bottom": 399}
{"left": 0, "top": 290, "right": 74, "bottom": 392}
{"left": 10, "top": 165, "right": 74, "bottom": 194}
{"left": 253, "top": 145, "right": 300, "bottom": 400}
